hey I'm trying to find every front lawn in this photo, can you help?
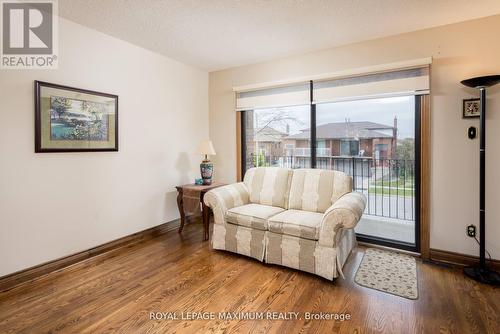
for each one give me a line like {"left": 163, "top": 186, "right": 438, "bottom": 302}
{"left": 369, "top": 177, "right": 415, "bottom": 197}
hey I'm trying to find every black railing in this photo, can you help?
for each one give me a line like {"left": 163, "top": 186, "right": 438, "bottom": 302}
{"left": 249, "top": 154, "right": 415, "bottom": 221}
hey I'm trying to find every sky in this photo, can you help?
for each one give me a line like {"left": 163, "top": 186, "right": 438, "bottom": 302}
{"left": 255, "top": 95, "right": 416, "bottom": 139}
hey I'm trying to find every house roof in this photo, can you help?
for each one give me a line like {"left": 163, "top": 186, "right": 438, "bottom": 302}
{"left": 286, "top": 121, "right": 394, "bottom": 140}
{"left": 254, "top": 126, "right": 288, "bottom": 142}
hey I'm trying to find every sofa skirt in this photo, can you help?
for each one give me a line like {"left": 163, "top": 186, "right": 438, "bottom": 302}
{"left": 212, "top": 223, "right": 266, "bottom": 261}
{"left": 212, "top": 223, "right": 356, "bottom": 280}
{"left": 265, "top": 228, "right": 356, "bottom": 280}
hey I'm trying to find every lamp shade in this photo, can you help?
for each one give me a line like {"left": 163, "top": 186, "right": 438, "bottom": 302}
{"left": 198, "top": 140, "right": 216, "bottom": 156}
{"left": 461, "top": 75, "right": 500, "bottom": 88}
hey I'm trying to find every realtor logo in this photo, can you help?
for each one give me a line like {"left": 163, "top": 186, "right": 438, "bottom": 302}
{"left": 1, "top": 0, "right": 58, "bottom": 69}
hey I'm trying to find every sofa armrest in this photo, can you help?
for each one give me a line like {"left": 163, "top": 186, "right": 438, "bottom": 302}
{"left": 318, "top": 192, "right": 366, "bottom": 247}
{"left": 203, "top": 182, "right": 250, "bottom": 225}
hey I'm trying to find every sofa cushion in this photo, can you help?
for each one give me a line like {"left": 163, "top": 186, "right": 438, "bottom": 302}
{"left": 243, "top": 167, "right": 292, "bottom": 209}
{"left": 288, "top": 169, "right": 352, "bottom": 213}
{"left": 226, "top": 204, "right": 285, "bottom": 230}
{"left": 268, "top": 209, "right": 323, "bottom": 240}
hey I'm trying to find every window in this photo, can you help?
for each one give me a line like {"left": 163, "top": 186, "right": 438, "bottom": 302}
{"left": 340, "top": 139, "right": 359, "bottom": 156}
{"left": 242, "top": 105, "right": 310, "bottom": 171}
{"left": 315, "top": 96, "right": 417, "bottom": 247}
{"left": 374, "top": 143, "right": 389, "bottom": 159}
{"left": 238, "top": 64, "right": 429, "bottom": 252}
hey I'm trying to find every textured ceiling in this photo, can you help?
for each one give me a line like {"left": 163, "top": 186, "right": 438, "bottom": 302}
{"left": 59, "top": 0, "right": 500, "bottom": 71}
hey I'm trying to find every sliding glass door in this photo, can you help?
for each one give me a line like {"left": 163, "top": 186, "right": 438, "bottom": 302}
{"left": 240, "top": 96, "right": 421, "bottom": 251}
{"left": 315, "top": 96, "right": 419, "bottom": 249}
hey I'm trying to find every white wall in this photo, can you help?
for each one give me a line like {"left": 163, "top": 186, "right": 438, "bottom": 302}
{"left": 0, "top": 18, "right": 208, "bottom": 276}
{"left": 209, "top": 15, "right": 500, "bottom": 259}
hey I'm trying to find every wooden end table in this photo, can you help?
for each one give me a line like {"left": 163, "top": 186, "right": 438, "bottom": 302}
{"left": 175, "top": 182, "right": 226, "bottom": 241}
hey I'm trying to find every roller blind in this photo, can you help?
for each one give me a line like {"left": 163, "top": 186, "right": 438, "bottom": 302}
{"left": 236, "top": 82, "right": 309, "bottom": 111}
{"left": 235, "top": 61, "right": 431, "bottom": 110}
{"left": 313, "top": 66, "right": 430, "bottom": 104}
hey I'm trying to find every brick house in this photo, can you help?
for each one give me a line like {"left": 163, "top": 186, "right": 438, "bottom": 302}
{"left": 251, "top": 125, "right": 289, "bottom": 157}
{"left": 283, "top": 119, "right": 397, "bottom": 159}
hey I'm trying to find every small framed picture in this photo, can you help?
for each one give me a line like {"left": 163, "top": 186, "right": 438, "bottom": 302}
{"left": 463, "top": 98, "right": 480, "bottom": 118}
{"left": 35, "top": 81, "right": 118, "bottom": 152}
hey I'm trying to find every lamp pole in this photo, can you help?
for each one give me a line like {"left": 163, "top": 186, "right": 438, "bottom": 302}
{"left": 479, "top": 87, "right": 486, "bottom": 269}
{"left": 461, "top": 75, "right": 500, "bottom": 285}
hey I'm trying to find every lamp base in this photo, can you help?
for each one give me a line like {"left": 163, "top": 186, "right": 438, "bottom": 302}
{"left": 464, "top": 266, "right": 500, "bottom": 286}
{"left": 200, "top": 160, "right": 213, "bottom": 185}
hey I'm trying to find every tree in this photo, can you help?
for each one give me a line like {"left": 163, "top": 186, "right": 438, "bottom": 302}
{"left": 80, "top": 101, "right": 108, "bottom": 140}
{"left": 81, "top": 101, "right": 106, "bottom": 121}
{"left": 254, "top": 108, "right": 304, "bottom": 137}
{"left": 51, "top": 97, "right": 71, "bottom": 119}
{"left": 395, "top": 138, "right": 415, "bottom": 179}
{"left": 396, "top": 138, "right": 414, "bottom": 161}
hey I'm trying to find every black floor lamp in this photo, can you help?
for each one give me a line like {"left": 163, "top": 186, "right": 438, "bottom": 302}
{"left": 460, "top": 75, "right": 500, "bottom": 286}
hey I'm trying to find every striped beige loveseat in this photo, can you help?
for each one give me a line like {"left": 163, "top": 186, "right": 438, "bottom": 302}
{"left": 203, "top": 167, "right": 366, "bottom": 280}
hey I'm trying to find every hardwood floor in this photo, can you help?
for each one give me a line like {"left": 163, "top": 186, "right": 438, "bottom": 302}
{"left": 0, "top": 222, "right": 498, "bottom": 334}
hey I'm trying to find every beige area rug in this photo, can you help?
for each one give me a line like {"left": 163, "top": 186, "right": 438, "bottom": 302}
{"left": 354, "top": 248, "right": 418, "bottom": 300}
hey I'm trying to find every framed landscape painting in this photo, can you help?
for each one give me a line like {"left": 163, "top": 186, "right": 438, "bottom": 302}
{"left": 35, "top": 81, "right": 118, "bottom": 152}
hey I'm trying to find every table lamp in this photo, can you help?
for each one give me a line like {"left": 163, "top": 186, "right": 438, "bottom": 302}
{"left": 198, "top": 140, "right": 216, "bottom": 185}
